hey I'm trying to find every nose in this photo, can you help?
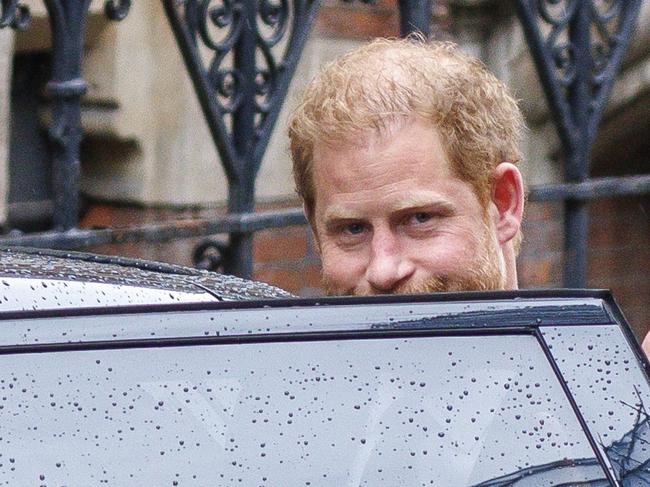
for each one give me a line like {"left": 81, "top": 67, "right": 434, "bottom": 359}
{"left": 365, "top": 229, "right": 415, "bottom": 293}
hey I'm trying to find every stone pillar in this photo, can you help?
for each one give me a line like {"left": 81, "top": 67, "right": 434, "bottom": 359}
{"left": 0, "top": 29, "right": 14, "bottom": 226}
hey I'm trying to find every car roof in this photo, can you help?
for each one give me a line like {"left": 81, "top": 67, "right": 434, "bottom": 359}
{"left": 0, "top": 247, "right": 293, "bottom": 310}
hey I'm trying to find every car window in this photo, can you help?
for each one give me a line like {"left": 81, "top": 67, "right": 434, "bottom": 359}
{"left": 1, "top": 332, "right": 608, "bottom": 486}
{"left": 543, "top": 324, "right": 650, "bottom": 484}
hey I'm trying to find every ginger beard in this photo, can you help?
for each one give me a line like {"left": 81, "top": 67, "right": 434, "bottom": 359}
{"left": 322, "top": 212, "right": 506, "bottom": 296}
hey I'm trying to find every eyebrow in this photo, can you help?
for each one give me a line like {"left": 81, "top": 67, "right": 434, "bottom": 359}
{"left": 323, "top": 196, "right": 456, "bottom": 222}
{"left": 392, "top": 197, "right": 455, "bottom": 214}
{"left": 322, "top": 207, "right": 362, "bottom": 226}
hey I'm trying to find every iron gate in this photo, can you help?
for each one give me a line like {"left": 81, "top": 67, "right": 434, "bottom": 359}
{"left": 0, "top": 0, "right": 648, "bottom": 286}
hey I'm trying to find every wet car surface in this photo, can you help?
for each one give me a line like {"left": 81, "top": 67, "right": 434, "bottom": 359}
{"left": 0, "top": 250, "right": 648, "bottom": 486}
{"left": 0, "top": 247, "right": 292, "bottom": 310}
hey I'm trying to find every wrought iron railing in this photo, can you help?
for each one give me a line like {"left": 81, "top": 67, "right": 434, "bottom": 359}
{"left": 516, "top": 0, "right": 646, "bottom": 287}
{"left": 0, "top": 0, "right": 647, "bottom": 287}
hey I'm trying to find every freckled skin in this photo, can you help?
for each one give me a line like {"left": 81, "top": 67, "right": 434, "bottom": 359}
{"left": 310, "top": 119, "right": 517, "bottom": 296}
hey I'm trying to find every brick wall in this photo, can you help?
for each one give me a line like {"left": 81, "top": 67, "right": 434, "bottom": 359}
{"left": 587, "top": 197, "right": 650, "bottom": 340}
{"left": 253, "top": 224, "right": 322, "bottom": 296}
{"left": 517, "top": 201, "right": 564, "bottom": 288}
{"left": 314, "top": 0, "right": 450, "bottom": 39}
{"left": 518, "top": 197, "right": 650, "bottom": 341}
{"left": 80, "top": 199, "right": 323, "bottom": 297}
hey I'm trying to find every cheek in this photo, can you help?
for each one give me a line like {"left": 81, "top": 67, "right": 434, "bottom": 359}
{"left": 319, "top": 244, "right": 366, "bottom": 285}
{"left": 410, "top": 234, "right": 481, "bottom": 272}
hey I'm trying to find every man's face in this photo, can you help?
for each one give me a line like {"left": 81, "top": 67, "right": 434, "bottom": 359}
{"left": 310, "top": 118, "right": 506, "bottom": 296}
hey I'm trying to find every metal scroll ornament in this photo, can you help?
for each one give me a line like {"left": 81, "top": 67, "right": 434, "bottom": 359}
{"left": 105, "top": 0, "right": 132, "bottom": 21}
{"left": 0, "top": 0, "right": 30, "bottom": 30}
{"left": 515, "top": 0, "right": 642, "bottom": 156}
{"left": 515, "top": 0, "right": 642, "bottom": 288}
{"left": 163, "top": 0, "right": 320, "bottom": 194}
{"left": 165, "top": 0, "right": 320, "bottom": 276}
{"left": 1, "top": 0, "right": 130, "bottom": 30}
{"left": 192, "top": 238, "right": 231, "bottom": 272}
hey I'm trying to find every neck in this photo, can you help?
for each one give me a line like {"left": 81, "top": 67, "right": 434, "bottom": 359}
{"left": 501, "top": 242, "right": 519, "bottom": 290}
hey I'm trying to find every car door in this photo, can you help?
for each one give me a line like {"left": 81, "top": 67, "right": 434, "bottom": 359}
{"left": 0, "top": 291, "right": 647, "bottom": 486}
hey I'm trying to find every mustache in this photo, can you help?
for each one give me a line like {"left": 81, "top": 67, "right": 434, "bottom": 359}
{"left": 345, "top": 276, "right": 449, "bottom": 296}
{"left": 325, "top": 257, "right": 505, "bottom": 296}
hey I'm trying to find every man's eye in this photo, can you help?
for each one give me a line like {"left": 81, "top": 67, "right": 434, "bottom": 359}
{"left": 412, "top": 212, "right": 432, "bottom": 224}
{"left": 344, "top": 223, "right": 365, "bottom": 235}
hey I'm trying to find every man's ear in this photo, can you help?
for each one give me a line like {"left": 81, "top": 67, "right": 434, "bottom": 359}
{"left": 491, "top": 162, "right": 525, "bottom": 245}
{"left": 304, "top": 203, "right": 321, "bottom": 256}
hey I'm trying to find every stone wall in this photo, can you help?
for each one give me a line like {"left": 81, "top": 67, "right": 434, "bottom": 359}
{"left": 8, "top": 1, "right": 358, "bottom": 208}
{"left": 79, "top": 4, "right": 363, "bottom": 207}
{"left": 0, "top": 28, "right": 12, "bottom": 225}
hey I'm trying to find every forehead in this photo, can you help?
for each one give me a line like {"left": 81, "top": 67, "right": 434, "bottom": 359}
{"left": 312, "top": 118, "right": 455, "bottom": 195}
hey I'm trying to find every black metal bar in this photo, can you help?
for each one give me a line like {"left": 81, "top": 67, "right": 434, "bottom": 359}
{"left": 562, "top": 2, "right": 592, "bottom": 288}
{"left": 398, "top": 0, "right": 432, "bottom": 37}
{"left": 563, "top": 201, "right": 588, "bottom": 287}
{"left": 232, "top": 0, "right": 257, "bottom": 177}
{"left": 225, "top": 193, "right": 256, "bottom": 277}
{"left": 225, "top": 0, "right": 258, "bottom": 278}
{"left": 566, "top": 3, "right": 591, "bottom": 182}
{"left": 1, "top": 170, "right": 648, "bottom": 252}
{"left": 528, "top": 175, "right": 650, "bottom": 203}
{"left": 42, "top": 0, "right": 92, "bottom": 230}
{"left": 513, "top": 1, "right": 578, "bottom": 155}
{"left": 0, "top": 208, "right": 307, "bottom": 250}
